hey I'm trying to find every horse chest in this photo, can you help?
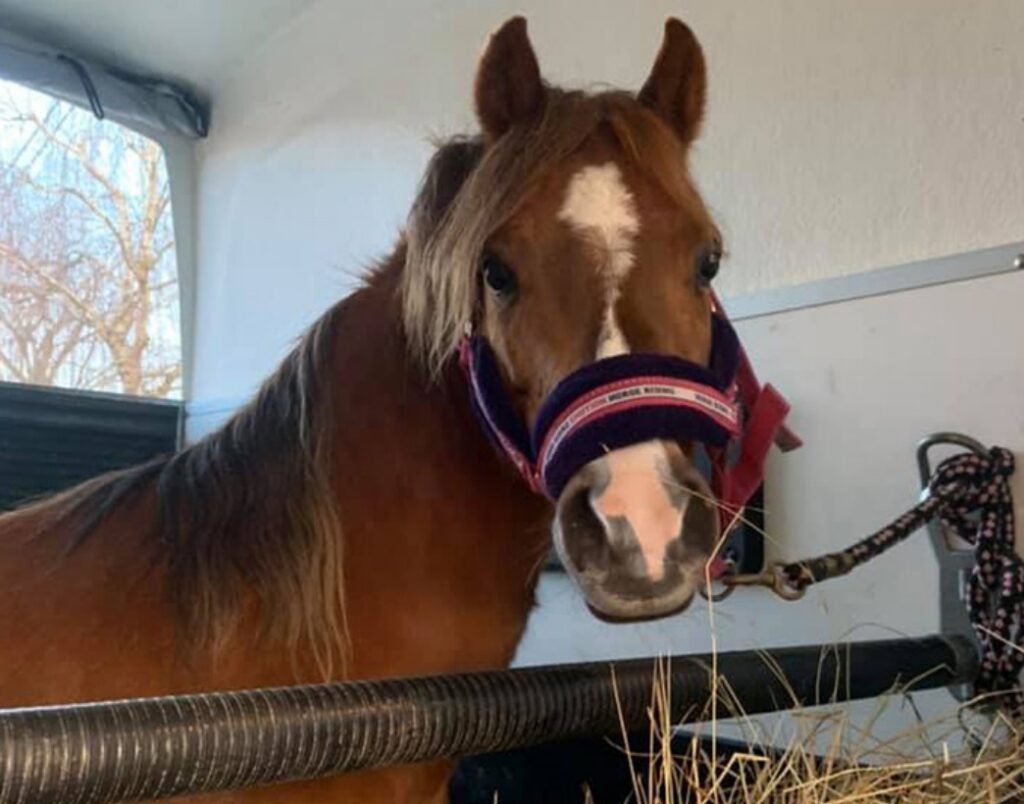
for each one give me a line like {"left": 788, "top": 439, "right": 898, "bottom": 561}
{"left": 338, "top": 476, "right": 549, "bottom": 680}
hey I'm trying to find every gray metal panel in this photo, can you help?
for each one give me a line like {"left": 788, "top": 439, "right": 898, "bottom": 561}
{"left": 725, "top": 242, "right": 1024, "bottom": 320}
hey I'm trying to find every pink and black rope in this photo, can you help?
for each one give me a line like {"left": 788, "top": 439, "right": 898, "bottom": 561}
{"left": 780, "top": 448, "right": 1022, "bottom": 711}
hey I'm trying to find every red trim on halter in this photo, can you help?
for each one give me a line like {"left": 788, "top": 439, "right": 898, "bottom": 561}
{"left": 708, "top": 292, "right": 802, "bottom": 533}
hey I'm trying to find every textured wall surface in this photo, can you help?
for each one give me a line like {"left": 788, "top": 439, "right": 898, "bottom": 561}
{"left": 188, "top": 0, "right": 1024, "bottom": 407}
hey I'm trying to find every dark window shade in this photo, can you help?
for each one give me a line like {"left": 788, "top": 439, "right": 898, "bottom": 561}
{"left": 0, "top": 382, "right": 180, "bottom": 511}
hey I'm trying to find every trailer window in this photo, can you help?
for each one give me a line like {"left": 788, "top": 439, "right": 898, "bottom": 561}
{"left": 0, "top": 79, "right": 181, "bottom": 399}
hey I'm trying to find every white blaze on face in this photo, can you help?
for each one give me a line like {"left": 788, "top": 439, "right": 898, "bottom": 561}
{"left": 590, "top": 442, "right": 688, "bottom": 581}
{"left": 558, "top": 162, "right": 640, "bottom": 359}
{"left": 558, "top": 162, "right": 685, "bottom": 581}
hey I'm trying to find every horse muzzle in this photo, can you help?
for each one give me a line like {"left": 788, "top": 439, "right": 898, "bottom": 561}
{"left": 552, "top": 438, "right": 719, "bottom": 620}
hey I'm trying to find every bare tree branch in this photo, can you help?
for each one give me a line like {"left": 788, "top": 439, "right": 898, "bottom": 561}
{"left": 0, "top": 91, "right": 181, "bottom": 397}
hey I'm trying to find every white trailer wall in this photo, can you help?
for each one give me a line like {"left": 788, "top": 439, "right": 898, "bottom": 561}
{"left": 188, "top": 0, "right": 1024, "bottom": 411}
{"left": 185, "top": 0, "right": 1024, "bottom": 721}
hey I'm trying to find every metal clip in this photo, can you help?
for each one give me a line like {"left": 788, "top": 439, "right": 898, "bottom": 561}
{"left": 723, "top": 564, "right": 806, "bottom": 601}
{"left": 699, "top": 560, "right": 736, "bottom": 602}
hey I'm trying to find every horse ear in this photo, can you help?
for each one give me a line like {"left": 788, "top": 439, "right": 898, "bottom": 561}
{"left": 474, "top": 17, "right": 545, "bottom": 142}
{"left": 638, "top": 18, "right": 707, "bottom": 146}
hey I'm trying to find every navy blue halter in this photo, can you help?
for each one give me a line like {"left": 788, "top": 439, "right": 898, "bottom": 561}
{"left": 459, "top": 313, "right": 743, "bottom": 501}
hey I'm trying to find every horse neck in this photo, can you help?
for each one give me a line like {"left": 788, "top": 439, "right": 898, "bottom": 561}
{"left": 325, "top": 254, "right": 551, "bottom": 675}
{"left": 328, "top": 253, "right": 547, "bottom": 525}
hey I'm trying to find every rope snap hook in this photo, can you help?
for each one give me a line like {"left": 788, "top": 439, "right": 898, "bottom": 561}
{"left": 723, "top": 564, "right": 807, "bottom": 601}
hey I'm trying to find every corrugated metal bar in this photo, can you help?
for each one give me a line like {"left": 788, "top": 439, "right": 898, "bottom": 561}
{"left": 0, "top": 635, "right": 977, "bottom": 803}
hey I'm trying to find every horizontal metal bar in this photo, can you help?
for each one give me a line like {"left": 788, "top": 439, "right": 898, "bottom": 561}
{"left": 182, "top": 245, "right": 1024, "bottom": 427}
{"left": 725, "top": 242, "right": 1024, "bottom": 321}
{"left": 0, "top": 635, "right": 976, "bottom": 803}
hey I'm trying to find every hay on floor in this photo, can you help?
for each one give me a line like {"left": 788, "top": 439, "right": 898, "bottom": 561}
{"left": 598, "top": 657, "right": 1023, "bottom": 804}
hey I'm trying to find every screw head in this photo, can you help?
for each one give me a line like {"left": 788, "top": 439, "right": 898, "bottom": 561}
{"left": 1016, "top": 253, "right": 1024, "bottom": 270}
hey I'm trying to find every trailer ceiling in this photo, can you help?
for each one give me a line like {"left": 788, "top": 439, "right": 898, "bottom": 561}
{"left": 0, "top": 0, "right": 315, "bottom": 97}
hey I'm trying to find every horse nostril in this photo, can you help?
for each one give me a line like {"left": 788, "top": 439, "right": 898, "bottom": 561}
{"left": 557, "top": 485, "right": 609, "bottom": 573}
{"left": 682, "top": 484, "right": 717, "bottom": 553}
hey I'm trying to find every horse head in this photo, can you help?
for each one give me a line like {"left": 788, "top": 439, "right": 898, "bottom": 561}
{"left": 407, "top": 17, "right": 731, "bottom": 622}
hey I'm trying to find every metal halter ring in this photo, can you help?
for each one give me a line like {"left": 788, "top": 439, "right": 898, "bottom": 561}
{"left": 699, "top": 559, "right": 737, "bottom": 602}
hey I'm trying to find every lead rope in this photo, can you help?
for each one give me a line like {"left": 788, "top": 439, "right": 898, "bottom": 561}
{"left": 726, "top": 447, "right": 1023, "bottom": 712}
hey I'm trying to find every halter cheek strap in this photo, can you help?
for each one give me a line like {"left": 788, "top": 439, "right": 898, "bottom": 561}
{"left": 459, "top": 336, "right": 543, "bottom": 494}
{"left": 459, "top": 298, "right": 799, "bottom": 534}
{"left": 708, "top": 295, "right": 802, "bottom": 526}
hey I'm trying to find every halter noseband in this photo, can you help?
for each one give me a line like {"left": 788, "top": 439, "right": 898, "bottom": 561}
{"left": 458, "top": 296, "right": 800, "bottom": 532}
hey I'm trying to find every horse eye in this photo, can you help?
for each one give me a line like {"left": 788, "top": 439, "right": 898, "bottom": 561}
{"left": 697, "top": 248, "right": 722, "bottom": 286}
{"left": 481, "top": 254, "right": 518, "bottom": 297}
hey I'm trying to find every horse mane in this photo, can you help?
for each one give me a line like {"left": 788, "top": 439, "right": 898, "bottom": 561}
{"left": 403, "top": 87, "right": 698, "bottom": 375}
{"left": 24, "top": 305, "right": 347, "bottom": 676}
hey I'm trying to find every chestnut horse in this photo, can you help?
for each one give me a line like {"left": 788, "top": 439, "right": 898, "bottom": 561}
{"left": 0, "top": 17, "right": 728, "bottom": 804}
